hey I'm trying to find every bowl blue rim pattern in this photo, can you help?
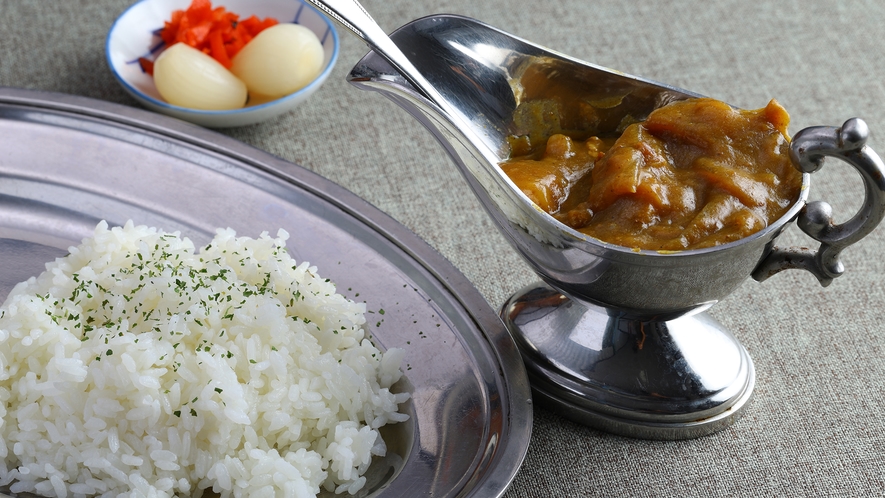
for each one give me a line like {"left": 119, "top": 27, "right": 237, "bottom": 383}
{"left": 105, "top": 0, "right": 340, "bottom": 116}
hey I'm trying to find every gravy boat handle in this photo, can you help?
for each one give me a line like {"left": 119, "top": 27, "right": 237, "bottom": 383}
{"left": 752, "top": 118, "right": 885, "bottom": 285}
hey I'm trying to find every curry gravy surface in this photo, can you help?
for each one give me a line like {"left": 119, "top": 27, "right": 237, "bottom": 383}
{"left": 501, "top": 98, "right": 803, "bottom": 250}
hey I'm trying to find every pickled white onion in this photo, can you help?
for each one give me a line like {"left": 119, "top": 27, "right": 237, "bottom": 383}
{"left": 231, "top": 24, "right": 324, "bottom": 99}
{"left": 154, "top": 43, "right": 247, "bottom": 111}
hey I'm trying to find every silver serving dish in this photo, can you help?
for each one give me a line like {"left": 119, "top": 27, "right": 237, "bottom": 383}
{"left": 306, "top": 2, "right": 885, "bottom": 439}
{"left": 0, "top": 87, "right": 532, "bottom": 497}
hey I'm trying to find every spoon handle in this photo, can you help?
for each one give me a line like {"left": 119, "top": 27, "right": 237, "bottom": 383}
{"left": 305, "top": 0, "right": 445, "bottom": 107}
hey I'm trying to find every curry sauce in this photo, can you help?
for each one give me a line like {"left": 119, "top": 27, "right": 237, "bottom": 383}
{"left": 500, "top": 98, "right": 803, "bottom": 250}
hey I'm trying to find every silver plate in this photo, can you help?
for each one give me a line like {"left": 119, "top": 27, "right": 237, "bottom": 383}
{"left": 0, "top": 87, "right": 532, "bottom": 498}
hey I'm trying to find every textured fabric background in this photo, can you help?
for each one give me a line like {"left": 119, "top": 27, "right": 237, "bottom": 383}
{"left": 2, "top": 0, "right": 885, "bottom": 496}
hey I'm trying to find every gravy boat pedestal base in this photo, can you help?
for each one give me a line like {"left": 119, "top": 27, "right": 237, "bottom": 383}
{"left": 501, "top": 283, "right": 754, "bottom": 440}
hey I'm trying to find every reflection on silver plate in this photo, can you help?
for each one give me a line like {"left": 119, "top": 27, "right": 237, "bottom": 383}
{"left": 0, "top": 88, "right": 532, "bottom": 498}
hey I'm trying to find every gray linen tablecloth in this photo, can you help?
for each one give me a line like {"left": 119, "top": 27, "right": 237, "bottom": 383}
{"left": 2, "top": 0, "right": 885, "bottom": 496}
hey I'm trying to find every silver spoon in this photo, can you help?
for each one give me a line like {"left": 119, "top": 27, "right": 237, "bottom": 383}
{"left": 304, "top": 0, "right": 505, "bottom": 170}
{"left": 304, "top": 1, "right": 434, "bottom": 102}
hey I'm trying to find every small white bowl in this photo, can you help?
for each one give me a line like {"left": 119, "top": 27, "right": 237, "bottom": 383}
{"left": 106, "top": 0, "right": 339, "bottom": 128}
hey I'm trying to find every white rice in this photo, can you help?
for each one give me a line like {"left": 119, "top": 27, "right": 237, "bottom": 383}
{"left": 0, "top": 221, "right": 409, "bottom": 497}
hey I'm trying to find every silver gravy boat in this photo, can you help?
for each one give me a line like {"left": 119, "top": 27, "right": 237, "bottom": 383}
{"left": 309, "top": 2, "right": 885, "bottom": 439}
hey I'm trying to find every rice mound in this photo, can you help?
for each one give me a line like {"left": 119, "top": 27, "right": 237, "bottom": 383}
{"left": 0, "top": 221, "right": 409, "bottom": 497}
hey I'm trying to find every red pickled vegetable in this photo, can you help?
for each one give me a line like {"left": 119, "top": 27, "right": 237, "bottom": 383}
{"left": 138, "top": 57, "right": 155, "bottom": 75}
{"left": 208, "top": 29, "right": 231, "bottom": 68}
{"left": 158, "top": 0, "right": 278, "bottom": 68}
